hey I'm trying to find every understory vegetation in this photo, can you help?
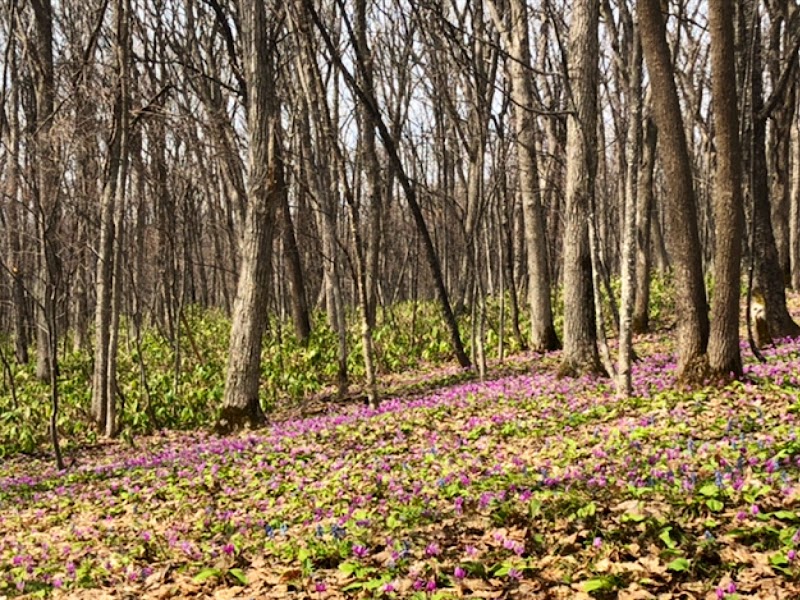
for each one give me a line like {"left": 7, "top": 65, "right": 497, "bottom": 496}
{"left": 0, "top": 276, "right": 676, "bottom": 460}
{"left": 7, "top": 282, "right": 800, "bottom": 599}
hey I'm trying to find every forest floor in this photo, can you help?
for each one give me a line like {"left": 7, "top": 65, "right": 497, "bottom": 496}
{"left": 4, "top": 327, "right": 800, "bottom": 599}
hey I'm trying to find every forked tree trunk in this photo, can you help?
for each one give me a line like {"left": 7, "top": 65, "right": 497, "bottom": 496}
{"left": 219, "top": 0, "right": 281, "bottom": 432}
{"left": 92, "top": 0, "right": 130, "bottom": 437}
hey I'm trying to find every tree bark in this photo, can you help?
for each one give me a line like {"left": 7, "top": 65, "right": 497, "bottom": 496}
{"left": 639, "top": 0, "right": 710, "bottom": 381}
{"left": 219, "top": 0, "right": 281, "bottom": 432}
{"left": 618, "top": 24, "right": 643, "bottom": 397}
{"left": 707, "top": 0, "right": 744, "bottom": 378}
{"left": 4, "top": 51, "right": 29, "bottom": 365}
{"left": 279, "top": 191, "right": 311, "bottom": 345}
{"left": 791, "top": 116, "right": 800, "bottom": 290}
{"left": 487, "top": 0, "right": 559, "bottom": 353}
{"left": 30, "top": 0, "right": 56, "bottom": 383}
{"left": 92, "top": 0, "right": 131, "bottom": 436}
{"left": 633, "top": 116, "right": 657, "bottom": 333}
{"left": 744, "top": 1, "right": 800, "bottom": 339}
{"left": 559, "top": 0, "right": 603, "bottom": 377}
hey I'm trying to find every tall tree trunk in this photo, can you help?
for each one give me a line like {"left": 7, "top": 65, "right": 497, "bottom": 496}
{"left": 354, "top": 0, "right": 382, "bottom": 329}
{"left": 4, "top": 52, "right": 29, "bottom": 365}
{"left": 708, "top": 0, "right": 744, "bottom": 378}
{"left": 30, "top": 0, "right": 56, "bottom": 382}
{"left": 745, "top": 1, "right": 800, "bottom": 339}
{"left": 633, "top": 116, "right": 657, "bottom": 333}
{"left": 639, "top": 0, "right": 710, "bottom": 381}
{"left": 766, "top": 6, "right": 796, "bottom": 283}
{"left": 791, "top": 116, "right": 800, "bottom": 290}
{"left": 92, "top": 0, "right": 131, "bottom": 436}
{"left": 618, "top": 24, "right": 643, "bottom": 397}
{"left": 279, "top": 191, "right": 311, "bottom": 344}
{"left": 219, "top": 0, "right": 281, "bottom": 432}
{"left": 487, "top": 0, "right": 559, "bottom": 353}
{"left": 559, "top": 0, "right": 602, "bottom": 376}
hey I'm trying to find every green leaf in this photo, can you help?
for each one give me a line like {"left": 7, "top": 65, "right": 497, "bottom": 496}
{"left": 706, "top": 499, "right": 724, "bottom": 512}
{"left": 493, "top": 564, "right": 510, "bottom": 577}
{"left": 666, "top": 558, "right": 690, "bottom": 572}
{"left": 342, "top": 581, "right": 365, "bottom": 591}
{"left": 583, "top": 577, "right": 613, "bottom": 592}
{"left": 227, "top": 568, "right": 248, "bottom": 585}
{"left": 770, "top": 552, "right": 789, "bottom": 567}
{"left": 577, "top": 502, "right": 597, "bottom": 519}
{"left": 773, "top": 511, "right": 798, "bottom": 521}
{"left": 659, "top": 527, "right": 678, "bottom": 549}
{"left": 193, "top": 568, "right": 222, "bottom": 583}
{"left": 698, "top": 483, "right": 720, "bottom": 497}
{"left": 339, "top": 562, "right": 357, "bottom": 576}
{"left": 364, "top": 577, "right": 389, "bottom": 590}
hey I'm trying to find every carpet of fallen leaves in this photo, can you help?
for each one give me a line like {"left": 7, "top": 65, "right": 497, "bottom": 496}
{"left": 4, "top": 336, "right": 800, "bottom": 599}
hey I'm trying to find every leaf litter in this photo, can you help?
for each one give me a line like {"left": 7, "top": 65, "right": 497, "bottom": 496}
{"left": 3, "top": 336, "right": 800, "bottom": 597}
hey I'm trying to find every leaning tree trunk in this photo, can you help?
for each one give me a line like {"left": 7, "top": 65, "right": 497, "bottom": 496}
{"left": 559, "top": 0, "right": 603, "bottom": 377}
{"left": 639, "top": 0, "right": 710, "bottom": 381}
{"left": 708, "top": 0, "right": 745, "bottom": 378}
{"left": 219, "top": 0, "right": 281, "bottom": 432}
{"left": 303, "top": 0, "right": 471, "bottom": 368}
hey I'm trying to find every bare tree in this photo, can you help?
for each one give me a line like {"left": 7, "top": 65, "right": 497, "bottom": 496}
{"left": 639, "top": 0, "right": 709, "bottom": 381}
{"left": 708, "top": 0, "right": 744, "bottom": 378}
{"left": 559, "top": 0, "right": 603, "bottom": 377}
{"left": 618, "top": 22, "right": 643, "bottom": 397}
{"left": 92, "top": 0, "right": 130, "bottom": 437}
{"left": 218, "top": 0, "right": 282, "bottom": 431}
{"left": 486, "top": 0, "right": 559, "bottom": 353}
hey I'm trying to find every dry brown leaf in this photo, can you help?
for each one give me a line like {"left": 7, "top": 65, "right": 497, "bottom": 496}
{"left": 618, "top": 583, "right": 656, "bottom": 599}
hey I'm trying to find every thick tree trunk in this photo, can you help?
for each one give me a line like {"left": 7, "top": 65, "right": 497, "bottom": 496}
{"left": 219, "top": 0, "right": 281, "bottom": 432}
{"left": 745, "top": 2, "right": 800, "bottom": 339}
{"left": 639, "top": 0, "right": 710, "bottom": 381}
{"left": 707, "top": 0, "right": 744, "bottom": 378}
{"left": 559, "top": 0, "right": 602, "bottom": 377}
